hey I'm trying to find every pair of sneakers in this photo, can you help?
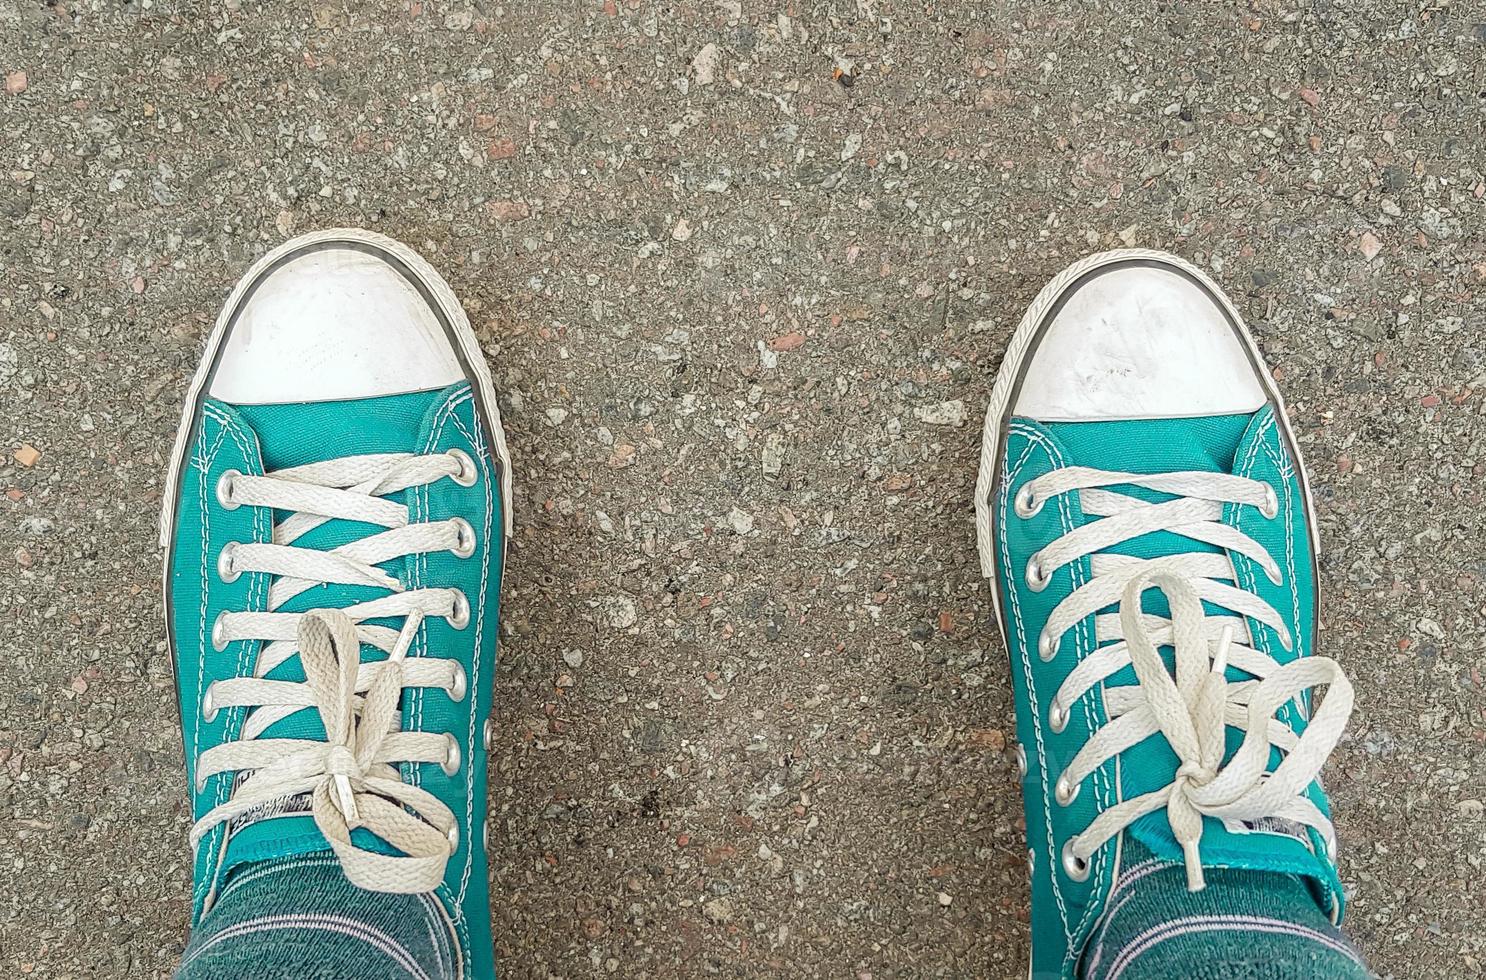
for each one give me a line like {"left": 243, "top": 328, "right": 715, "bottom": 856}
{"left": 161, "top": 231, "right": 1352, "bottom": 977}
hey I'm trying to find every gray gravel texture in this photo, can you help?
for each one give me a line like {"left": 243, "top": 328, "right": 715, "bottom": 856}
{"left": 3, "top": 2, "right": 1484, "bottom": 978}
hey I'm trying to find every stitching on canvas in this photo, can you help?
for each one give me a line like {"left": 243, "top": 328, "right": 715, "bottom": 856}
{"left": 408, "top": 388, "right": 471, "bottom": 790}
{"left": 191, "top": 415, "right": 214, "bottom": 908}
{"left": 437, "top": 882, "right": 471, "bottom": 978}
{"left": 1232, "top": 412, "right": 1280, "bottom": 664}
{"left": 193, "top": 406, "right": 263, "bottom": 905}
{"left": 410, "top": 389, "right": 464, "bottom": 780}
{"left": 999, "top": 426, "right": 1075, "bottom": 942}
{"left": 1259, "top": 436, "right": 1302, "bottom": 654}
{"left": 194, "top": 405, "right": 267, "bottom": 905}
{"left": 1259, "top": 433, "right": 1312, "bottom": 789}
{"left": 448, "top": 407, "right": 490, "bottom": 906}
{"left": 1013, "top": 423, "right": 1112, "bottom": 959}
{"left": 1007, "top": 421, "right": 1120, "bottom": 969}
{"left": 1225, "top": 412, "right": 1323, "bottom": 861}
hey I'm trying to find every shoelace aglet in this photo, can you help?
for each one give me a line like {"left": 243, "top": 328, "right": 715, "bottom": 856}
{"left": 388, "top": 611, "right": 424, "bottom": 665}
{"left": 371, "top": 569, "right": 405, "bottom": 593}
{"left": 1183, "top": 839, "right": 1207, "bottom": 892}
{"left": 333, "top": 773, "right": 360, "bottom": 827}
{"left": 1211, "top": 624, "right": 1234, "bottom": 676}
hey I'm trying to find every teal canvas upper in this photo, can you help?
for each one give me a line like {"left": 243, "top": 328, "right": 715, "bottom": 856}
{"left": 167, "top": 380, "right": 503, "bottom": 979}
{"left": 994, "top": 407, "right": 1339, "bottom": 980}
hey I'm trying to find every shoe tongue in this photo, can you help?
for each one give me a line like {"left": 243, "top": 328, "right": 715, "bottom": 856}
{"left": 215, "top": 385, "right": 457, "bottom": 877}
{"left": 1040, "top": 410, "right": 1257, "bottom": 575}
{"left": 1043, "top": 409, "right": 1341, "bottom": 910}
{"left": 1041, "top": 411, "right": 1254, "bottom": 476}
{"left": 234, "top": 386, "right": 447, "bottom": 471}
{"left": 230, "top": 385, "right": 453, "bottom": 737}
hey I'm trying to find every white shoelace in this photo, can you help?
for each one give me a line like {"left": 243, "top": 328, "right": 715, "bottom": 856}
{"left": 190, "top": 451, "right": 479, "bottom": 894}
{"left": 1017, "top": 466, "right": 1353, "bottom": 891}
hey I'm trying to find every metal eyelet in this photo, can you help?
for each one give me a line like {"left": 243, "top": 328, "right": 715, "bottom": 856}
{"left": 1025, "top": 553, "right": 1052, "bottom": 592}
{"left": 1062, "top": 838, "right": 1091, "bottom": 881}
{"left": 441, "top": 733, "right": 462, "bottom": 776}
{"left": 1026, "top": 848, "right": 1035, "bottom": 875}
{"left": 202, "top": 682, "right": 219, "bottom": 723}
{"left": 195, "top": 769, "right": 208, "bottom": 793}
{"left": 446, "top": 822, "right": 460, "bottom": 851}
{"left": 1278, "top": 624, "right": 1295, "bottom": 653}
{"left": 1038, "top": 628, "right": 1058, "bottom": 662}
{"left": 1260, "top": 484, "right": 1279, "bottom": 519}
{"left": 1265, "top": 560, "right": 1283, "bottom": 586}
{"left": 1014, "top": 743, "right": 1028, "bottom": 779}
{"left": 448, "top": 589, "right": 470, "bottom": 630}
{"left": 217, "top": 542, "right": 241, "bottom": 583}
{"left": 1013, "top": 483, "right": 1044, "bottom": 519}
{"left": 1048, "top": 698, "right": 1068, "bottom": 734}
{"left": 1055, "top": 772, "right": 1080, "bottom": 807}
{"left": 450, "top": 517, "right": 477, "bottom": 558}
{"left": 447, "top": 448, "right": 479, "bottom": 487}
{"left": 211, "top": 612, "right": 230, "bottom": 652}
{"left": 216, "top": 470, "right": 242, "bottom": 510}
{"left": 449, "top": 662, "right": 468, "bottom": 702}
{"left": 483, "top": 718, "right": 494, "bottom": 752}
{"left": 483, "top": 820, "right": 491, "bottom": 856}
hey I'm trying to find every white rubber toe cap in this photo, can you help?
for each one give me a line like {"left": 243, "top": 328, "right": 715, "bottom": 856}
{"left": 1012, "top": 262, "right": 1267, "bottom": 421}
{"left": 207, "top": 244, "right": 464, "bottom": 404}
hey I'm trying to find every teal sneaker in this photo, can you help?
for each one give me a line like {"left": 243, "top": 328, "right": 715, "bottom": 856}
{"left": 973, "top": 250, "right": 1355, "bottom": 979}
{"left": 160, "top": 229, "right": 512, "bottom": 977}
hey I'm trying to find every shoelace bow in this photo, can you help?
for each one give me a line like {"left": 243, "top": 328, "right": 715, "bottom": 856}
{"left": 1018, "top": 466, "right": 1353, "bottom": 890}
{"left": 190, "top": 451, "right": 477, "bottom": 894}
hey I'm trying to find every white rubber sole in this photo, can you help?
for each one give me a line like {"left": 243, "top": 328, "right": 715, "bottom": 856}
{"left": 157, "top": 226, "right": 514, "bottom": 563}
{"left": 971, "top": 247, "right": 1321, "bottom": 648}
